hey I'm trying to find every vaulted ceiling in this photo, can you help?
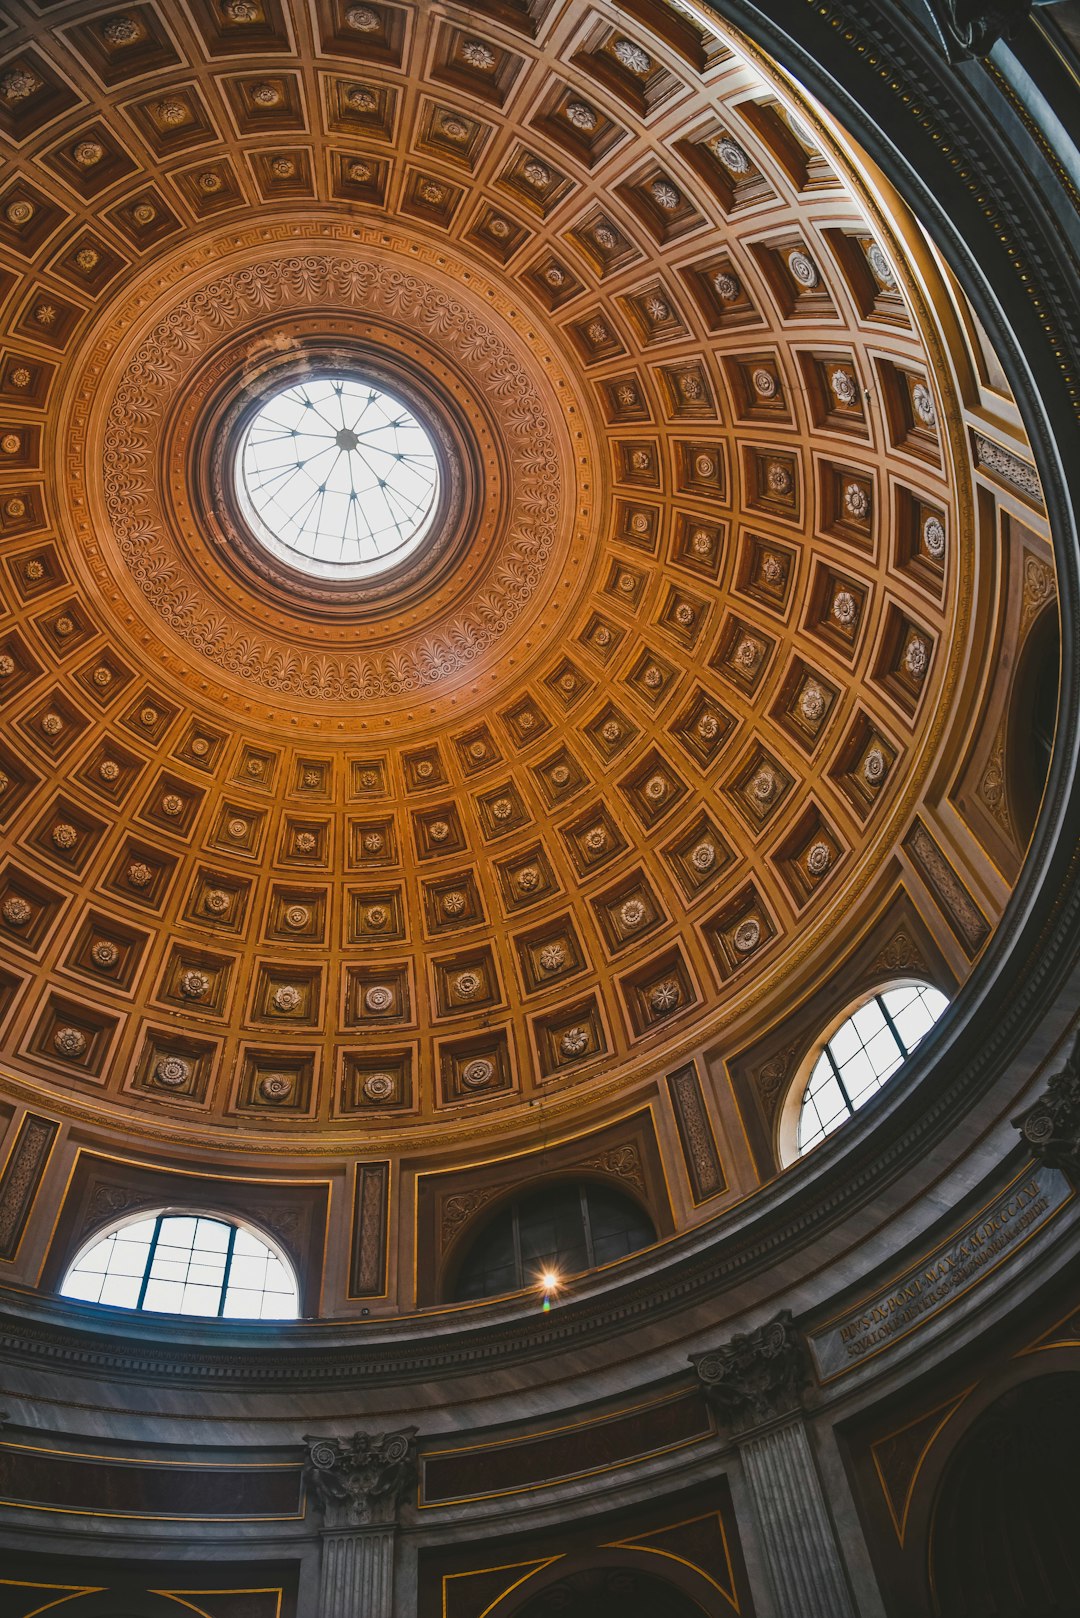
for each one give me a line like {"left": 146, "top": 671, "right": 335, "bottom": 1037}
{"left": 0, "top": 0, "right": 1024, "bottom": 1177}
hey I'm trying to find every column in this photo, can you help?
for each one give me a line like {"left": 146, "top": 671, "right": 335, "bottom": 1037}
{"left": 319, "top": 1526, "right": 395, "bottom": 1618}
{"left": 691, "top": 1311, "right": 857, "bottom": 1618}
{"left": 303, "top": 1428, "right": 417, "bottom": 1618}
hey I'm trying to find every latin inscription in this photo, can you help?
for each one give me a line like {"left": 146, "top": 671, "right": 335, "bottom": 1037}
{"left": 811, "top": 1167, "right": 1073, "bottom": 1379}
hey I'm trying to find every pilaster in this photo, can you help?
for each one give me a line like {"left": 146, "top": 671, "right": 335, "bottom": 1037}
{"left": 303, "top": 1429, "right": 417, "bottom": 1618}
{"left": 691, "top": 1312, "right": 858, "bottom": 1618}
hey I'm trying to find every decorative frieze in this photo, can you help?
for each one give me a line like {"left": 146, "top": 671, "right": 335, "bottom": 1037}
{"left": 668, "top": 1063, "right": 726, "bottom": 1202}
{"left": 904, "top": 819, "right": 990, "bottom": 956}
{"left": 349, "top": 1162, "right": 390, "bottom": 1297}
{"left": 0, "top": 1114, "right": 58, "bottom": 1260}
{"left": 974, "top": 432, "right": 1042, "bottom": 502}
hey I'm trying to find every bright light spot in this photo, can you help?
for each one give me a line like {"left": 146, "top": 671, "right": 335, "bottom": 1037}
{"left": 235, "top": 375, "right": 439, "bottom": 581}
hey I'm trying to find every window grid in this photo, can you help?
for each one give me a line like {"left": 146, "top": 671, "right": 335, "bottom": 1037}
{"left": 60, "top": 1213, "right": 299, "bottom": 1321}
{"left": 797, "top": 984, "right": 948, "bottom": 1155}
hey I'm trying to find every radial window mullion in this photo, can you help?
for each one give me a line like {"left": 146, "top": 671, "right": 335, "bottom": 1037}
{"left": 875, "top": 992, "right": 910, "bottom": 1060}
{"left": 217, "top": 1221, "right": 238, "bottom": 1318}
{"left": 135, "top": 1215, "right": 164, "bottom": 1311}
{"left": 822, "top": 1040, "right": 857, "bottom": 1120}
{"left": 580, "top": 1183, "right": 596, "bottom": 1271}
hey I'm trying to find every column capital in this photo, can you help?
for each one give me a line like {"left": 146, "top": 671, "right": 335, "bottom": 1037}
{"left": 1014, "top": 1030, "right": 1080, "bottom": 1181}
{"left": 920, "top": 1, "right": 1054, "bottom": 63}
{"left": 690, "top": 1310, "right": 808, "bottom": 1437}
{"left": 302, "top": 1427, "right": 418, "bottom": 1530}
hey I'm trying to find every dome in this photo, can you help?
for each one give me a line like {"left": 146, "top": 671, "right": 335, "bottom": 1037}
{"left": 0, "top": 2, "right": 1015, "bottom": 1183}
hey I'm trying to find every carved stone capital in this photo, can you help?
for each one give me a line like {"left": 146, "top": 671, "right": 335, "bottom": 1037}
{"left": 302, "top": 1428, "right": 418, "bottom": 1529}
{"left": 1013, "top": 1031, "right": 1080, "bottom": 1179}
{"left": 690, "top": 1310, "right": 809, "bottom": 1436}
{"left": 923, "top": 0, "right": 1053, "bottom": 62}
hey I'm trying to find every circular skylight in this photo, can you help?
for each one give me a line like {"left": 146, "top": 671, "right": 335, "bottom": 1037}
{"left": 235, "top": 375, "right": 439, "bottom": 580}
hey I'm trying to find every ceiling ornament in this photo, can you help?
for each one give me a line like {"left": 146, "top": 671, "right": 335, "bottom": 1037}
{"left": 69, "top": 241, "right": 581, "bottom": 707}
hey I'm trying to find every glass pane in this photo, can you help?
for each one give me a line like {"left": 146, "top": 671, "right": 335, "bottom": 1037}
{"left": 160, "top": 1216, "right": 197, "bottom": 1248}
{"left": 264, "top": 1258, "right": 293, "bottom": 1292}
{"left": 63, "top": 1270, "right": 107, "bottom": 1303}
{"left": 885, "top": 984, "right": 949, "bottom": 1051}
{"left": 233, "top": 1227, "right": 267, "bottom": 1256}
{"left": 228, "top": 1253, "right": 268, "bottom": 1290}
{"left": 115, "top": 1218, "right": 158, "bottom": 1244}
{"left": 518, "top": 1185, "right": 588, "bottom": 1281}
{"left": 109, "top": 1243, "right": 151, "bottom": 1279}
{"left": 850, "top": 998, "right": 888, "bottom": 1044}
{"left": 150, "top": 1258, "right": 189, "bottom": 1284}
{"left": 97, "top": 1274, "right": 142, "bottom": 1309}
{"left": 179, "top": 1283, "right": 222, "bottom": 1315}
{"left": 827, "top": 1016, "right": 862, "bottom": 1065}
{"left": 222, "top": 1289, "right": 263, "bottom": 1320}
{"left": 72, "top": 1234, "right": 116, "bottom": 1274}
{"left": 141, "top": 1278, "right": 186, "bottom": 1313}
{"left": 585, "top": 1185, "right": 655, "bottom": 1268}
{"left": 863, "top": 1026, "right": 904, "bottom": 1077}
{"left": 187, "top": 1260, "right": 227, "bottom": 1288}
{"left": 192, "top": 1218, "right": 232, "bottom": 1253}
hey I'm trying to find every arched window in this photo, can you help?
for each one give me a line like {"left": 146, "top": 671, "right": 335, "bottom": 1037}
{"left": 781, "top": 982, "right": 949, "bottom": 1163}
{"left": 452, "top": 1181, "right": 656, "bottom": 1303}
{"left": 59, "top": 1211, "right": 299, "bottom": 1320}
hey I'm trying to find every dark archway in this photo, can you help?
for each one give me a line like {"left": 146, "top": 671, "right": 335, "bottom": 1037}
{"left": 448, "top": 1179, "right": 657, "bottom": 1303}
{"left": 930, "top": 1373, "right": 1080, "bottom": 1617}
{"left": 511, "top": 1566, "right": 710, "bottom": 1618}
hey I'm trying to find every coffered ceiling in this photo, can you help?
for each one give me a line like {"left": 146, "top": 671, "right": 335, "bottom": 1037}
{"left": 0, "top": 0, "right": 1027, "bottom": 1176}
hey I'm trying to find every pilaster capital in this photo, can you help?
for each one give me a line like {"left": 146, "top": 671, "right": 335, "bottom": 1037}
{"left": 690, "top": 1310, "right": 809, "bottom": 1437}
{"left": 302, "top": 1427, "right": 418, "bottom": 1530}
{"left": 921, "top": 0, "right": 1055, "bottom": 63}
{"left": 1014, "top": 1030, "right": 1080, "bottom": 1180}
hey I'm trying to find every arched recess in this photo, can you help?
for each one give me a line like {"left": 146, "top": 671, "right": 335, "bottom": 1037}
{"left": 1006, "top": 602, "right": 1061, "bottom": 846}
{"left": 442, "top": 1175, "right": 658, "bottom": 1304}
{"left": 1, "top": 1589, "right": 204, "bottom": 1617}
{"left": 484, "top": 1547, "right": 728, "bottom": 1618}
{"left": 928, "top": 1372, "right": 1080, "bottom": 1617}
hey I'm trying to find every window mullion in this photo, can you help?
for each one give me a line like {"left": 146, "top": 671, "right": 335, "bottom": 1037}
{"left": 218, "top": 1222, "right": 237, "bottom": 1318}
{"left": 824, "top": 1041, "right": 857, "bottom": 1117}
{"left": 136, "top": 1215, "right": 163, "bottom": 1312}
{"left": 511, "top": 1204, "right": 524, "bottom": 1292}
{"left": 581, "top": 1184, "right": 595, "bottom": 1270}
{"left": 876, "top": 993, "right": 910, "bottom": 1059}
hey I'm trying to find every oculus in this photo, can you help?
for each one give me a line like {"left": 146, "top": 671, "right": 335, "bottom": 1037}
{"left": 235, "top": 375, "right": 439, "bottom": 581}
